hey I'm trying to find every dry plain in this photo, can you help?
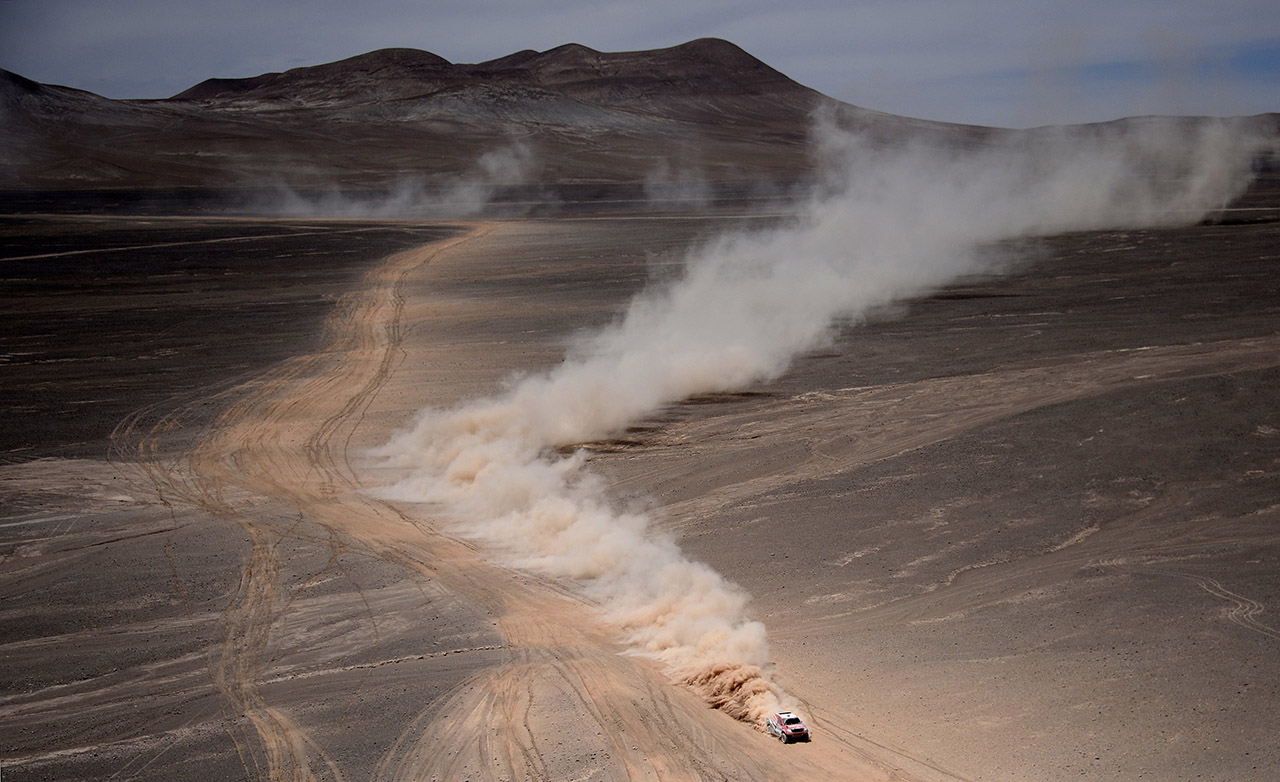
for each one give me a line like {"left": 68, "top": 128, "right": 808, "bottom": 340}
{"left": 2, "top": 176, "right": 1279, "bottom": 781}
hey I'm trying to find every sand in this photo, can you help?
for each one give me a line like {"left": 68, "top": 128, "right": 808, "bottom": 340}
{"left": 2, "top": 186, "right": 1279, "bottom": 780}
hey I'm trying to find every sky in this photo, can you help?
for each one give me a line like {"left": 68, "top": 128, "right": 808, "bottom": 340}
{"left": 1, "top": 0, "right": 1277, "bottom": 128}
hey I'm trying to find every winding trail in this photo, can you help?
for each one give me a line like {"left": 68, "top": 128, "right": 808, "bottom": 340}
{"left": 110, "top": 222, "right": 927, "bottom": 781}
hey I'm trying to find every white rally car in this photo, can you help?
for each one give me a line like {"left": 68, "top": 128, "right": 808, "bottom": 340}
{"left": 765, "top": 711, "right": 811, "bottom": 743}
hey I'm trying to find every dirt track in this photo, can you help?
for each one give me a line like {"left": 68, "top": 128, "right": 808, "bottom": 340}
{"left": 10, "top": 220, "right": 919, "bottom": 781}
{"left": 186, "top": 221, "right": 935, "bottom": 781}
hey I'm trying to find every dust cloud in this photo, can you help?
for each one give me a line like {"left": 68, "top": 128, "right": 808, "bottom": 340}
{"left": 643, "top": 159, "right": 714, "bottom": 210}
{"left": 371, "top": 116, "right": 1271, "bottom": 725}
{"left": 249, "top": 139, "right": 541, "bottom": 218}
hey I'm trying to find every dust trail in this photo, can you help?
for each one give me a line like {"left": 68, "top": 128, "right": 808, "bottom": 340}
{"left": 249, "top": 139, "right": 541, "bottom": 218}
{"left": 371, "top": 116, "right": 1271, "bottom": 724}
{"left": 644, "top": 159, "right": 714, "bottom": 210}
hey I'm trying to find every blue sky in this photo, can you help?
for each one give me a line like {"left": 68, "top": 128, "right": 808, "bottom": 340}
{"left": 1, "top": 0, "right": 1276, "bottom": 128}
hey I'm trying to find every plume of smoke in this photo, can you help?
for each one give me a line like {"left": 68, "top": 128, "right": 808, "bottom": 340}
{"left": 244, "top": 138, "right": 542, "bottom": 218}
{"left": 371, "top": 115, "right": 1271, "bottom": 725}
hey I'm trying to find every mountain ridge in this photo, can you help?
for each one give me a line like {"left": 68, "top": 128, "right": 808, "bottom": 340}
{"left": 170, "top": 39, "right": 805, "bottom": 106}
{"left": 3, "top": 38, "right": 1271, "bottom": 192}
{"left": 3, "top": 38, "right": 867, "bottom": 189}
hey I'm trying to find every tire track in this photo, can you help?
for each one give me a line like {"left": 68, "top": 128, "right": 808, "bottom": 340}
{"left": 108, "top": 228, "right": 488, "bottom": 781}
{"left": 112, "top": 218, "right": 922, "bottom": 781}
{"left": 1113, "top": 567, "right": 1280, "bottom": 641}
{"left": 185, "top": 228, "right": 493, "bottom": 781}
{"left": 1187, "top": 575, "right": 1280, "bottom": 640}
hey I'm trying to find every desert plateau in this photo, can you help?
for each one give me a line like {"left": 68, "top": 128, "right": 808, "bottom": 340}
{"left": 2, "top": 38, "right": 1279, "bottom": 782}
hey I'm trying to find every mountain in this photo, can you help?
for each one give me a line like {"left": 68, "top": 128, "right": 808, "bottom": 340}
{"left": 0, "top": 39, "right": 988, "bottom": 190}
{"left": 173, "top": 39, "right": 801, "bottom": 107}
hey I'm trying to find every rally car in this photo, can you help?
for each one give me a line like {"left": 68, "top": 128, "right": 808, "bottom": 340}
{"left": 765, "top": 711, "right": 810, "bottom": 743}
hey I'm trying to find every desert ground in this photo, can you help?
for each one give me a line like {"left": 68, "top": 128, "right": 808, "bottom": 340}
{"left": 2, "top": 175, "right": 1279, "bottom": 781}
